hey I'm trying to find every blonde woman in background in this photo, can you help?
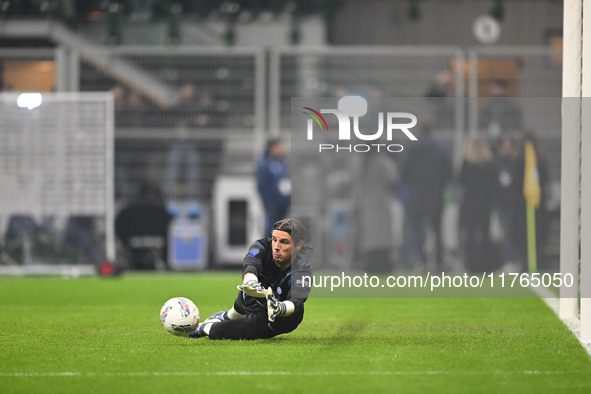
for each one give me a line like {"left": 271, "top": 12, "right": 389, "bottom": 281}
{"left": 458, "top": 135, "right": 497, "bottom": 272}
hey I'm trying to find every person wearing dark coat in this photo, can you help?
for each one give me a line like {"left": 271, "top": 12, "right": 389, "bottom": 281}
{"left": 115, "top": 183, "right": 172, "bottom": 270}
{"left": 256, "top": 139, "right": 291, "bottom": 237}
{"left": 458, "top": 136, "right": 497, "bottom": 272}
{"left": 401, "top": 126, "right": 453, "bottom": 271}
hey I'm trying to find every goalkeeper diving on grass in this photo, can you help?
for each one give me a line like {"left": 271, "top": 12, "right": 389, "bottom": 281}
{"left": 190, "top": 218, "right": 312, "bottom": 340}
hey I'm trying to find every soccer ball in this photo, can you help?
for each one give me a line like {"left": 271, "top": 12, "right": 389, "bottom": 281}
{"left": 160, "top": 297, "right": 200, "bottom": 336}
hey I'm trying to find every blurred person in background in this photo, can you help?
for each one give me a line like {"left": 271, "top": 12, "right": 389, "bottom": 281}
{"left": 256, "top": 139, "right": 291, "bottom": 236}
{"left": 115, "top": 182, "right": 172, "bottom": 270}
{"left": 174, "top": 83, "right": 199, "bottom": 128}
{"left": 64, "top": 216, "right": 102, "bottom": 264}
{"left": 493, "top": 134, "right": 520, "bottom": 269}
{"left": 195, "top": 90, "right": 223, "bottom": 129}
{"left": 401, "top": 125, "right": 452, "bottom": 272}
{"left": 458, "top": 135, "right": 497, "bottom": 272}
{"left": 165, "top": 126, "right": 200, "bottom": 202}
{"left": 425, "top": 69, "right": 455, "bottom": 99}
{"left": 424, "top": 69, "right": 456, "bottom": 129}
{"left": 117, "top": 89, "right": 147, "bottom": 128}
{"left": 169, "top": 84, "right": 223, "bottom": 129}
{"left": 126, "top": 90, "right": 147, "bottom": 127}
{"left": 357, "top": 152, "right": 398, "bottom": 274}
{"left": 165, "top": 83, "right": 224, "bottom": 203}
{"left": 112, "top": 85, "right": 126, "bottom": 128}
{"left": 165, "top": 83, "right": 200, "bottom": 202}
{"left": 478, "top": 79, "right": 523, "bottom": 148}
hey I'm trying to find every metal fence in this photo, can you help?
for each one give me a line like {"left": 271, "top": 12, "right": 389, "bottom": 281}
{"left": 270, "top": 46, "right": 466, "bottom": 134}
{"left": 467, "top": 46, "right": 562, "bottom": 181}
{"left": 0, "top": 45, "right": 561, "bottom": 199}
{"left": 270, "top": 46, "right": 562, "bottom": 130}
{"left": 0, "top": 45, "right": 563, "bottom": 269}
{"left": 77, "top": 47, "right": 266, "bottom": 203}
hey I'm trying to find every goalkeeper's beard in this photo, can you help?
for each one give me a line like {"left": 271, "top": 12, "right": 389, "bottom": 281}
{"left": 273, "top": 254, "right": 292, "bottom": 270}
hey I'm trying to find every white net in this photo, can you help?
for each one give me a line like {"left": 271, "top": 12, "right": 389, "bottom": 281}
{"left": 0, "top": 93, "right": 114, "bottom": 266}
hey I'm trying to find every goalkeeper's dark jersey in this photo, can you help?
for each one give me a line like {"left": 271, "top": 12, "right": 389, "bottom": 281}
{"left": 236, "top": 237, "right": 312, "bottom": 316}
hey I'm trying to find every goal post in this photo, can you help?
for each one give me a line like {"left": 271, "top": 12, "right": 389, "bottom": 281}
{"left": 561, "top": 0, "right": 590, "bottom": 345}
{"left": 0, "top": 92, "right": 115, "bottom": 271}
{"left": 581, "top": 0, "right": 591, "bottom": 344}
{"left": 560, "top": 0, "right": 582, "bottom": 321}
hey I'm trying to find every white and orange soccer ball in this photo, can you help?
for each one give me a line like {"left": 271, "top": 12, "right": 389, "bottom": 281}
{"left": 160, "top": 297, "right": 200, "bottom": 336}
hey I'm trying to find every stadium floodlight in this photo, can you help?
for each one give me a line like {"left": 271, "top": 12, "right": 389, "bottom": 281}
{"left": 16, "top": 93, "right": 42, "bottom": 110}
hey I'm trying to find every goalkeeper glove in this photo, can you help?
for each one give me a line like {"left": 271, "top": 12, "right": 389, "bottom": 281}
{"left": 266, "top": 292, "right": 287, "bottom": 322}
{"left": 237, "top": 279, "right": 271, "bottom": 298}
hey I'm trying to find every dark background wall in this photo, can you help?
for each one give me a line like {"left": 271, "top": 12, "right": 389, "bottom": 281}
{"left": 331, "top": 0, "right": 562, "bottom": 46}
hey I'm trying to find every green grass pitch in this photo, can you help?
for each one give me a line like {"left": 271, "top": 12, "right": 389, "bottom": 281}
{"left": 1, "top": 272, "right": 590, "bottom": 393}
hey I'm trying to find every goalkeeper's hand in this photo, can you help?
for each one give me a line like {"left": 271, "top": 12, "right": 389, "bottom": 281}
{"left": 237, "top": 280, "right": 271, "bottom": 298}
{"left": 266, "top": 292, "right": 287, "bottom": 322}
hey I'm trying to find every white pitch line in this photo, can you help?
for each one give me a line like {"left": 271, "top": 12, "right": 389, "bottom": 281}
{"left": 0, "top": 370, "right": 571, "bottom": 378}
